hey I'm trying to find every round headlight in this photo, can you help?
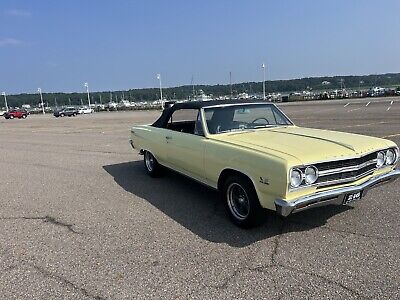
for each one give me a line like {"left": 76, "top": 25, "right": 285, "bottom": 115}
{"left": 290, "top": 168, "right": 303, "bottom": 188}
{"left": 377, "top": 151, "right": 385, "bottom": 168}
{"left": 385, "top": 149, "right": 395, "bottom": 165}
{"left": 304, "top": 166, "right": 318, "bottom": 184}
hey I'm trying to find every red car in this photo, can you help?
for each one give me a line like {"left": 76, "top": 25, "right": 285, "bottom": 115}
{"left": 4, "top": 109, "right": 28, "bottom": 119}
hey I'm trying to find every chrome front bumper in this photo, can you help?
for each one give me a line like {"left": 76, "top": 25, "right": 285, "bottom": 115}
{"left": 275, "top": 169, "right": 400, "bottom": 217}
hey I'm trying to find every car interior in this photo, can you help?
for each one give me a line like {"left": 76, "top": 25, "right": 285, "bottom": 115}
{"left": 164, "top": 109, "right": 204, "bottom": 136}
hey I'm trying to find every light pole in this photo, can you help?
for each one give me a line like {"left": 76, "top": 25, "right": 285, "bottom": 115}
{"left": 84, "top": 82, "right": 91, "bottom": 107}
{"left": 262, "top": 63, "right": 266, "bottom": 100}
{"left": 229, "top": 71, "right": 233, "bottom": 98}
{"left": 156, "top": 74, "right": 163, "bottom": 109}
{"left": 1, "top": 92, "right": 8, "bottom": 112}
{"left": 359, "top": 80, "right": 364, "bottom": 97}
{"left": 37, "top": 88, "right": 45, "bottom": 114}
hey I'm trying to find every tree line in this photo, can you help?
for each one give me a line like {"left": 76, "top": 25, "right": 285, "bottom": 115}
{"left": 4, "top": 73, "right": 400, "bottom": 108}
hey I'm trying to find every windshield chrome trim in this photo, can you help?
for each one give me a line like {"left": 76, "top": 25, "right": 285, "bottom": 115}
{"left": 201, "top": 102, "right": 294, "bottom": 136}
{"left": 202, "top": 102, "right": 270, "bottom": 109}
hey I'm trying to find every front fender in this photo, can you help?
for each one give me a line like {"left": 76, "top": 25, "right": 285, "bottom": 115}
{"left": 205, "top": 141, "right": 290, "bottom": 210}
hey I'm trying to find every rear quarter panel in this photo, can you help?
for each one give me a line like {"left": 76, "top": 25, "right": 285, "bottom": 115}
{"left": 131, "top": 125, "right": 168, "bottom": 163}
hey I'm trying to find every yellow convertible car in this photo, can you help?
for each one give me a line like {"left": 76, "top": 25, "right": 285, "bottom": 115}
{"left": 129, "top": 100, "right": 399, "bottom": 227}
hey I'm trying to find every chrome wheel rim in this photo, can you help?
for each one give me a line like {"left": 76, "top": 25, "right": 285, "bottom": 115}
{"left": 227, "top": 183, "right": 250, "bottom": 220}
{"left": 145, "top": 152, "right": 155, "bottom": 172}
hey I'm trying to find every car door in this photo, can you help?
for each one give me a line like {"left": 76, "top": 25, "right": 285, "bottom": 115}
{"left": 164, "top": 109, "right": 206, "bottom": 182}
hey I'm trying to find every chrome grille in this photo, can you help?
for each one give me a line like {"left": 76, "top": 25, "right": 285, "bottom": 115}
{"left": 311, "top": 152, "right": 378, "bottom": 188}
{"left": 315, "top": 152, "right": 377, "bottom": 171}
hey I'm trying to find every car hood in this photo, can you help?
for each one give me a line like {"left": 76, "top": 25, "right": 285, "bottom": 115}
{"left": 210, "top": 126, "right": 394, "bottom": 165}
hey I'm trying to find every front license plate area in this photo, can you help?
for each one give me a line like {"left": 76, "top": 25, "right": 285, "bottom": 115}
{"left": 343, "top": 191, "right": 363, "bottom": 205}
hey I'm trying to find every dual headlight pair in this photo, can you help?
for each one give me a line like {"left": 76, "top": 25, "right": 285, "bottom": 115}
{"left": 376, "top": 148, "right": 398, "bottom": 168}
{"left": 290, "top": 166, "right": 318, "bottom": 188}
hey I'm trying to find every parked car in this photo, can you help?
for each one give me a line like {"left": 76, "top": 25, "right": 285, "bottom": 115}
{"left": 77, "top": 106, "right": 94, "bottom": 114}
{"left": 4, "top": 109, "right": 28, "bottom": 119}
{"left": 0, "top": 110, "right": 6, "bottom": 116}
{"left": 129, "top": 100, "right": 400, "bottom": 227}
{"left": 53, "top": 107, "right": 78, "bottom": 117}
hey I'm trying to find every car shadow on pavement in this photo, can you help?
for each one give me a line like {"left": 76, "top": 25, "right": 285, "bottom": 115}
{"left": 103, "top": 160, "right": 351, "bottom": 247}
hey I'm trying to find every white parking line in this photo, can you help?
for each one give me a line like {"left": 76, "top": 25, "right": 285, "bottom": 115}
{"left": 390, "top": 100, "right": 394, "bottom": 105}
{"left": 365, "top": 101, "right": 370, "bottom": 107}
{"left": 347, "top": 108, "right": 362, "bottom": 112}
{"left": 344, "top": 103, "right": 350, "bottom": 107}
{"left": 382, "top": 133, "right": 400, "bottom": 138}
{"left": 333, "top": 121, "right": 389, "bottom": 130}
{"left": 387, "top": 107, "right": 391, "bottom": 111}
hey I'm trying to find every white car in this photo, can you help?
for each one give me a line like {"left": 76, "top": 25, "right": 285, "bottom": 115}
{"left": 77, "top": 107, "right": 94, "bottom": 114}
{"left": 0, "top": 110, "right": 6, "bottom": 116}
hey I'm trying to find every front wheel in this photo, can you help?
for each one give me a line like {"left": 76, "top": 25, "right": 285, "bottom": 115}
{"left": 10, "top": 115, "right": 14, "bottom": 119}
{"left": 143, "top": 151, "right": 161, "bottom": 177}
{"left": 22, "top": 115, "right": 27, "bottom": 119}
{"left": 222, "top": 175, "right": 264, "bottom": 228}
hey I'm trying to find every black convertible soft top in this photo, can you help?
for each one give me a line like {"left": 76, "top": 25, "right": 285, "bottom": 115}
{"left": 152, "top": 99, "right": 269, "bottom": 128}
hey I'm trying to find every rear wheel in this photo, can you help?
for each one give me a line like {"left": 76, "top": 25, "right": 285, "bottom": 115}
{"left": 10, "top": 115, "right": 14, "bottom": 119}
{"left": 222, "top": 174, "right": 264, "bottom": 228}
{"left": 144, "top": 151, "right": 161, "bottom": 177}
{"left": 60, "top": 113, "right": 65, "bottom": 117}
{"left": 22, "top": 115, "right": 27, "bottom": 119}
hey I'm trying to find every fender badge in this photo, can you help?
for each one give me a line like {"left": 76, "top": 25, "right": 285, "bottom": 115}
{"left": 259, "top": 177, "right": 269, "bottom": 185}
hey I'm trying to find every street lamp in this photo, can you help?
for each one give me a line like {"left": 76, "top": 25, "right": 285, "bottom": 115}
{"left": 261, "top": 63, "right": 266, "bottom": 100}
{"left": 359, "top": 80, "right": 364, "bottom": 96}
{"left": 156, "top": 74, "right": 163, "bottom": 109}
{"left": 1, "top": 92, "right": 8, "bottom": 112}
{"left": 37, "top": 88, "right": 45, "bottom": 114}
{"left": 84, "top": 82, "right": 91, "bottom": 107}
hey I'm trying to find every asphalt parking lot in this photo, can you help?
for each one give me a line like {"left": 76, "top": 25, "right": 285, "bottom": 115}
{"left": 0, "top": 97, "right": 399, "bottom": 299}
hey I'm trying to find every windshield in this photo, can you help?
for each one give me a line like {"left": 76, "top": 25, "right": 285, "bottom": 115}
{"left": 204, "top": 104, "right": 293, "bottom": 134}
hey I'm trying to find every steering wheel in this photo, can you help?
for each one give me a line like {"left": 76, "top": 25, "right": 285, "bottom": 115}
{"left": 250, "top": 117, "right": 270, "bottom": 124}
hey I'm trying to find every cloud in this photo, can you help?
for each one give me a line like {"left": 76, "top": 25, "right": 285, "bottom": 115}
{"left": 0, "top": 38, "right": 24, "bottom": 47}
{"left": 5, "top": 9, "right": 31, "bottom": 17}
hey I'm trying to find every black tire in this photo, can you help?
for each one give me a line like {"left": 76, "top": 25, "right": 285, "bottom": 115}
{"left": 22, "top": 115, "right": 27, "bottom": 119}
{"left": 143, "top": 151, "right": 161, "bottom": 177}
{"left": 73, "top": 113, "right": 77, "bottom": 117}
{"left": 60, "top": 113, "right": 65, "bottom": 117}
{"left": 10, "top": 115, "right": 14, "bottom": 119}
{"left": 222, "top": 174, "right": 264, "bottom": 228}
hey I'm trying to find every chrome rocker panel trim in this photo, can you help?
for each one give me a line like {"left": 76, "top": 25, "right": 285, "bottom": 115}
{"left": 275, "top": 169, "right": 400, "bottom": 217}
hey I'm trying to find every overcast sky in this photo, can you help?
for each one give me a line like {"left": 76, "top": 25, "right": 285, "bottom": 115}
{"left": 1, "top": 0, "right": 400, "bottom": 94}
